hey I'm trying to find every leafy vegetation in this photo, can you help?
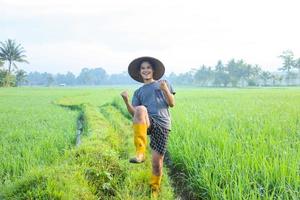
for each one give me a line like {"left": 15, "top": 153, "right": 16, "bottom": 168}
{"left": 0, "top": 39, "right": 29, "bottom": 87}
{"left": 0, "top": 39, "right": 28, "bottom": 73}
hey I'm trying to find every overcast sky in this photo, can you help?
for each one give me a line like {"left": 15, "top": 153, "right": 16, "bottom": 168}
{"left": 1, "top": 0, "right": 300, "bottom": 75}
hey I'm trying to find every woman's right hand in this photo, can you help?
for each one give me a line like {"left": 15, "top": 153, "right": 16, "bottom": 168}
{"left": 120, "top": 91, "right": 129, "bottom": 102}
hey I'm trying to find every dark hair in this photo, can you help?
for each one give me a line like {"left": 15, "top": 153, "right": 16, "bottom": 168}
{"left": 138, "top": 59, "right": 156, "bottom": 71}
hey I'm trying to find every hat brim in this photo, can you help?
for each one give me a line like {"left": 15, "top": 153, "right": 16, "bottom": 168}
{"left": 128, "top": 56, "right": 165, "bottom": 83}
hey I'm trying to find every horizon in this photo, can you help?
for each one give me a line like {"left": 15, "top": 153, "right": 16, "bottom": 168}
{"left": 19, "top": 61, "right": 296, "bottom": 77}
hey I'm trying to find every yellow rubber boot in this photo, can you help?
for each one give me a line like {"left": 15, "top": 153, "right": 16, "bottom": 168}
{"left": 129, "top": 123, "right": 147, "bottom": 163}
{"left": 150, "top": 174, "right": 162, "bottom": 198}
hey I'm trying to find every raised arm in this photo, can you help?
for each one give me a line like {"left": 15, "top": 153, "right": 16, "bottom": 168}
{"left": 120, "top": 91, "right": 135, "bottom": 116}
{"left": 159, "top": 80, "right": 175, "bottom": 107}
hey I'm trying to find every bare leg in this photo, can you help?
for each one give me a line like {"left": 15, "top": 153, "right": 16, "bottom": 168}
{"left": 150, "top": 150, "right": 164, "bottom": 197}
{"left": 152, "top": 150, "right": 164, "bottom": 176}
{"left": 133, "top": 106, "right": 150, "bottom": 127}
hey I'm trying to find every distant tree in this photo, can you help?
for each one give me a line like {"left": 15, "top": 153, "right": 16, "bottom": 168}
{"left": 294, "top": 58, "right": 300, "bottom": 70}
{"left": 15, "top": 69, "right": 27, "bottom": 86}
{"left": 55, "top": 73, "right": 66, "bottom": 85}
{"left": 0, "top": 39, "right": 29, "bottom": 73}
{"left": 270, "top": 74, "right": 280, "bottom": 86}
{"left": 236, "top": 60, "right": 249, "bottom": 87}
{"left": 0, "top": 60, "right": 4, "bottom": 85}
{"left": 227, "top": 59, "right": 240, "bottom": 87}
{"left": 194, "top": 65, "right": 214, "bottom": 86}
{"left": 289, "top": 72, "right": 298, "bottom": 85}
{"left": 0, "top": 70, "right": 7, "bottom": 86}
{"left": 92, "top": 68, "right": 107, "bottom": 84}
{"left": 0, "top": 59, "right": 4, "bottom": 68}
{"left": 214, "top": 60, "right": 224, "bottom": 85}
{"left": 65, "top": 72, "right": 76, "bottom": 85}
{"left": 76, "top": 67, "right": 107, "bottom": 85}
{"left": 278, "top": 75, "right": 284, "bottom": 85}
{"left": 0, "top": 70, "right": 15, "bottom": 87}
{"left": 46, "top": 74, "right": 54, "bottom": 86}
{"left": 176, "top": 71, "right": 194, "bottom": 85}
{"left": 26, "top": 71, "right": 43, "bottom": 85}
{"left": 260, "top": 71, "right": 272, "bottom": 86}
{"left": 247, "top": 64, "right": 262, "bottom": 86}
{"left": 167, "top": 72, "right": 178, "bottom": 84}
{"left": 243, "top": 64, "right": 251, "bottom": 85}
{"left": 26, "top": 72, "right": 51, "bottom": 86}
{"left": 278, "top": 50, "right": 295, "bottom": 85}
{"left": 77, "top": 68, "right": 91, "bottom": 85}
{"left": 294, "top": 58, "right": 300, "bottom": 83}
{"left": 107, "top": 71, "right": 134, "bottom": 85}
{"left": 54, "top": 72, "right": 75, "bottom": 85}
{"left": 213, "top": 60, "right": 229, "bottom": 87}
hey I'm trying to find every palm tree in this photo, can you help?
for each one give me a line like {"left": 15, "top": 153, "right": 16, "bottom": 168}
{"left": 0, "top": 39, "right": 29, "bottom": 73}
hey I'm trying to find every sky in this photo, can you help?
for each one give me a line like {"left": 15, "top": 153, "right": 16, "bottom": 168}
{"left": 1, "top": 0, "right": 300, "bottom": 75}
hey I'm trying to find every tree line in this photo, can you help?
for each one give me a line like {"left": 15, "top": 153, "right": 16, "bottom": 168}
{"left": 25, "top": 69, "right": 135, "bottom": 86}
{"left": 1, "top": 39, "right": 300, "bottom": 87}
{"left": 169, "top": 52, "right": 300, "bottom": 87}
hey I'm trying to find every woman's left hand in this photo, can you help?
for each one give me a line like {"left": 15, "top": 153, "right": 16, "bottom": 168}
{"left": 159, "top": 80, "right": 169, "bottom": 92}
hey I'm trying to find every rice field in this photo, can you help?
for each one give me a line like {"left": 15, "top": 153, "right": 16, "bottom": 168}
{"left": 168, "top": 88, "right": 300, "bottom": 199}
{"left": 0, "top": 88, "right": 79, "bottom": 185}
{"left": 0, "top": 87, "right": 300, "bottom": 199}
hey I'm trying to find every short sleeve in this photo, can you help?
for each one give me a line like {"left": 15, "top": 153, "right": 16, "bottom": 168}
{"left": 167, "top": 81, "right": 176, "bottom": 95}
{"left": 132, "top": 90, "right": 141, "bottom": 106}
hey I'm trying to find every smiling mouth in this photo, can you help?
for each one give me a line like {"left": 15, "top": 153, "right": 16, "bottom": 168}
{"left": 142, "top": 73, "right": 151, "bottom": 76}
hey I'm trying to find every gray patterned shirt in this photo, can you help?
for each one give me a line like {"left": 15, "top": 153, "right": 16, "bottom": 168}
{"left": 132, "top": 80, "right": 175, "bottom": 130}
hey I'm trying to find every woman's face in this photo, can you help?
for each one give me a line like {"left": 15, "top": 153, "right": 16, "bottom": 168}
{"left": 140, "top": 61, "right": 154, "bottom": 81}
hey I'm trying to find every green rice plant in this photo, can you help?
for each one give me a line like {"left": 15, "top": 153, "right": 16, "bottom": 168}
{"left": 1, "top": 87, "right": 174, "bottom": 199}
{"left": 168, "top": 88, "right": 300, "bottom": 199}
{"left": 0, "top": 87, "right": 122, "bottom": 187}
{"left": 3, "top": 86, "right": 299, "bottom": 199}
{"left": 0, "top": 88, "right": 79, "bottom": 186}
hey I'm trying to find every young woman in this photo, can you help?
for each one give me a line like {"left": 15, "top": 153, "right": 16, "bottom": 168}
{"left": 120, "top": 56, "right": 175, "bottom": 197}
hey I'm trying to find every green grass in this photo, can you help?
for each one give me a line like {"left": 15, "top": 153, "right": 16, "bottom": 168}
{"left": 0, "top": 88, "right": 79, "bottom": 186}
{"left": 0, "top": 87, "right": 174, "bottom": 199}
{"left": 0, "top": 87, "right": 124, "bottom": 185}
{"left": 168, "top": 88, "right": 300, "bottom": 199}
{"left": 2, "top": 87, "right": 300, "bottom": 199}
